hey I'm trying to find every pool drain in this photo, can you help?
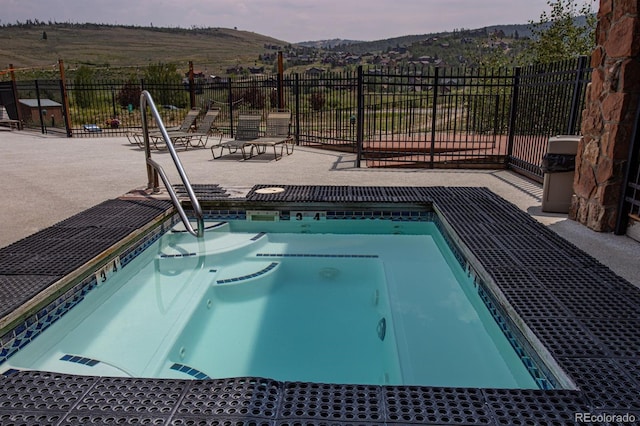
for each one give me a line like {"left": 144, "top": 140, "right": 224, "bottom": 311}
{"left": 255, "top": 187, "right": 285, "bottom": 194}
{"left": 319, "top": 267, "right": 340, "bottom": 280}
{"left": 179, "top": 347, "right": 186, "bottom": 359}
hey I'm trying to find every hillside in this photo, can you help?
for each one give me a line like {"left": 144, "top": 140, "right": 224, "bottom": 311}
{"left": 0, "top": 23, "right": 288, "bottom": 77}
{"left": 0, "top": 17, "right": 592, "bottom": 79}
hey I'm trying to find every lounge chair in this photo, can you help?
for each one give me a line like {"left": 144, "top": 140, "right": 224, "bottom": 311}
{"left": 126, "top": 108, "right": 199, "bottom": 146}
{"left": 211, "top": 113, "right": 261, "bottom": 159}
{"left": 149, "top": 108, "right": 221, "bottom": 150}
{"left": 249, "top": 110, "right": 295, "bottom": 160}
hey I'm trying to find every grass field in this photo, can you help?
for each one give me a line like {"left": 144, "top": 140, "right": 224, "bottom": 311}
{"left": 0, "top": 24, "right": 285, "bottom": 78}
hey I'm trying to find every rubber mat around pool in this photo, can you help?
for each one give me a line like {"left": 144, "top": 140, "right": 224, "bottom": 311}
{"left": 247, "top": 184, "right": 436, "bottom": 203}
{"left": 0, "top": 198, "right": 172, "bottom": 318}
{"left": 0, "top": 187, "right": 639, "bottom": 425}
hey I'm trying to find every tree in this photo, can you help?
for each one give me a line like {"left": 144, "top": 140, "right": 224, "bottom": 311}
{"left": 525, "top": 0, "right": 596, "bottom": 63}
{"left": 73, "top": 66, "right": 94, "bottom": 108}
{"left": 143, "top": 63, "right": 186, "bottom": 107}
{"left": 117, "top": 76, "right": 142, "bottom": 109}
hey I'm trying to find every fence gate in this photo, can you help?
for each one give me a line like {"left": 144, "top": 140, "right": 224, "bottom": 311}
{"left": 358, "top": 66, "right": 512, "bottom": 169}
{"left": 508, "top": 57, "right": 591, "bottom": 182}
{"left": 616, "top": 96, "right": 640, "bottom": 238}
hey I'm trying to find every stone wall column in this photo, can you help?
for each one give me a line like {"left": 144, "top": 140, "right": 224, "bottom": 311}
{"left": 570, "top": 0, "right": 640, "bottom": 231}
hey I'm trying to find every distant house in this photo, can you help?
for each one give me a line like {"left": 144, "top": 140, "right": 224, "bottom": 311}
{"left": 344, "top": 55, "right": 361, "bottom": 64}
{"left": 19, "top": 99, "right": 63, "bottom": 125}
{"left": 226, "top": 66, "right": 244, "bottom": 75}
{"left": 305, "top": 67, "right": 325, "bottom": 75}
{"left": 248, "top": 66, "right": 265, "bottom": 74}
{"left": 185, "top": 70, "right": 206, "bottom": 79}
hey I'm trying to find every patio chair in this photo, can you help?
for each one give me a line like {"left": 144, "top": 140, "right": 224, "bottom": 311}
{"left": 211, "top": 113, "right": 262, "bottom": 160}
{"left": 127, "top": 108, "right": 199, "bottom": 146}
{"left": 150, "top": 108, "right": 221, "bottom": 150}
{"left": 249, "top": 110, "right": 294, "bottom": 160}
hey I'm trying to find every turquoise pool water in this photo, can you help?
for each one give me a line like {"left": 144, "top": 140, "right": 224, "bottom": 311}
{"left": 0, "top": 219, "right": 539, "bottom": 388}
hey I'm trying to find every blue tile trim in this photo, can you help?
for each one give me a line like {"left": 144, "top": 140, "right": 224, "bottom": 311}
{"left": 256, "top": 253, "right": 378, "bottom": 258}
{"left": 433, "top": 215, "right": 466, "bottom": 269}
{"left": 60, "top": 354, "right": 100, "bottom": 367}
{"left": 120, "top": 216, "right": 176, "bottom": 268}
{"left": 478, "top": 285, "right": 555, "bottom": 390}
{"left": 202, "top": 210, "right": 246, "bottom": 221}
{"left": 170, "top": 362, "right": 210, "bottom": 379}
{"left": 216, "top": 262, "right": 279, "bottom": 284}
{"left": 202, "top": 210, "right": 436, "bottom": 222}
{"left": 435, "top": 213, "right": 555, "bottom": 390}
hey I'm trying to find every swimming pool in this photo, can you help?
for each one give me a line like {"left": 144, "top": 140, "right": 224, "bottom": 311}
{"left": 0, "top": 216, "right": 543, "bottom": 389}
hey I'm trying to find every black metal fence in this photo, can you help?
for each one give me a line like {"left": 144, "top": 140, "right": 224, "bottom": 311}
{"left": 5, "top": 58, "right": 591, "bottom": 180}
{"left": 616, "top": 93, "right": 640, "bottom": 235}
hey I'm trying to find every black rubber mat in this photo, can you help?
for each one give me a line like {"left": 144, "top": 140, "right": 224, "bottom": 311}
{"left": 173, "top": 183, "right": 231, "bottom": 200}
{"left": 0, "top": 198, "right": 172, "bottom": 318}
{"left": 0, "top": 186, "right": 638, "bottom": 424}
{"left": 482, "top": 388, "right": 590, "bottom": 426}
{"left": 384, "top": 386, "right": 492, "bottom": 425}
{"left": 247, "top": 185, "right": 434, "bottom": 203}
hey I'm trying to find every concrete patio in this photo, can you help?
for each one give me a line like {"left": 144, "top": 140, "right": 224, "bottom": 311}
{"left": 1, "top": 127, "right": 638, "bottom": 287}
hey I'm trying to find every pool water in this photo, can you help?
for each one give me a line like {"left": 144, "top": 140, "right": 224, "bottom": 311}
{"left": 0, "top": 219, "right": 539, "bottom": 388}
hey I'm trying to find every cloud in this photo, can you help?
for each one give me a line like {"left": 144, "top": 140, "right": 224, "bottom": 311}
{"left": 1, "top": 0, "right": 563, "bottom": 42}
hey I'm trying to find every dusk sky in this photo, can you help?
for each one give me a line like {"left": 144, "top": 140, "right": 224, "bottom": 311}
{"left": 1, "top": 0, "right": 596, "bottom": 42}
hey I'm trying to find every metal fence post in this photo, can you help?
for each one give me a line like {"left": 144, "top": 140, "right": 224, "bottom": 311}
{"left": 294, "top": 73, "right": 300, "bottom": 146}
{"left": 34, "top": 80, "right": 47, "bottom": 134}
{"left": 507, "top": 66, "right": 521, "bottom": 161}
{"left": 188, "top": 61, "right": 196, "bottom": 110}
{"left": 430, "top": 68, "right": 439, "bottom": 168}
{"left": 567, "top": 55, "right": 589, "bottom": 135}
{"left": 277, "top": 52, "right": 284, "bottom": 109}
{"left": 227, "top": 78, "right": 234, "bottom": 137}
{"left": 356, "top": 66, "right": 364, "bottom": 168}
{"left": 58, "top": 59, "right": 73, "bottom": 137}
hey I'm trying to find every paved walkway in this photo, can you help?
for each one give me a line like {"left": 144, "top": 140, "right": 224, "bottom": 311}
{"left": 1, "top": 128, "right": 638, "bottom": 286}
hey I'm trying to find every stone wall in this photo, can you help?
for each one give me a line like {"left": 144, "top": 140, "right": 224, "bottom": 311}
{"left": 570, "top": 0, "right": 640, "bottom": 231}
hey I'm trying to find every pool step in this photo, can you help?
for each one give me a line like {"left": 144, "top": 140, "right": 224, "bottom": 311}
{"left": 214, "top": 261, "right": 279, "bottom": 285}
{"left": 35, "top": 353, "right": 135, "bottom": 377}
{"left": 158, "top": 228, "right": 268, "bottom": 259}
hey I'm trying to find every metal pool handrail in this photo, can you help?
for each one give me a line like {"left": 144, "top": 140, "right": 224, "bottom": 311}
{"left": 140, "top": 90, "right": 204, "bottom": 238}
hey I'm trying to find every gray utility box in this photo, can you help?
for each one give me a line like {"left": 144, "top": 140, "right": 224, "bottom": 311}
{"left": 541, "top": 135, "right": 581, "bottom": 213}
